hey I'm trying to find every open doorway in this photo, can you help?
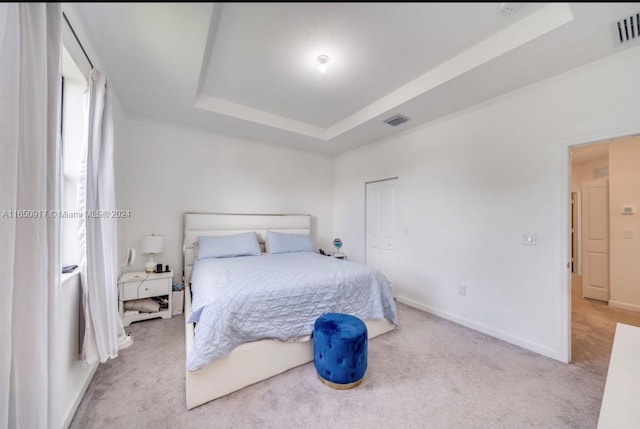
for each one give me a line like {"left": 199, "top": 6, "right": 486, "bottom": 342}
{"left": 570, "top": 136, "right": 640, "bottom": 376}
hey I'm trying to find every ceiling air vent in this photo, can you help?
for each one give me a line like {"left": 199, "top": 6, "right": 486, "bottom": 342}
{"left": 613, "top": 13, "right": 640, "bottom": 46}
{"left": 383, "top": 114, "right": 411, "bottom": 127}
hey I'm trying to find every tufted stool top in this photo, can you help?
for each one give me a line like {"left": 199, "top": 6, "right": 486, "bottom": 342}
{"left": 313, "top": 313, "right": 368, "bottom": 389}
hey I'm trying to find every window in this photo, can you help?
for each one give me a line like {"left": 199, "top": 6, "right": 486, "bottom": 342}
{"left": 60, "top": 46, "right": 87, "bottom": 267}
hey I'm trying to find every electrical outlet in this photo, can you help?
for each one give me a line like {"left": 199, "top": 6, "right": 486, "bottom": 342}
{"left": 458, "top": 285, "right": 467, "bottom": 296}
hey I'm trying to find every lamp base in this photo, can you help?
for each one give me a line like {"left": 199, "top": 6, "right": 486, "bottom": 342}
{"left": 145, "top": 255, "right": 157, "bottom": 273}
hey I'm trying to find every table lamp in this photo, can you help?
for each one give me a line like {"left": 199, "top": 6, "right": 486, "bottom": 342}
{"left": 333, "top": 238, "right": 343, "bottom": 256}
{"left": 141, "top": 234, "right": 163, "bottom": 273}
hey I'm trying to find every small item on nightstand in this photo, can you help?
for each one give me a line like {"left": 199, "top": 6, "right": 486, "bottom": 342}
{"left": 165, "top": 264, "right": 170, "bottom": 272}
{"left": 62, "top": 264, "right": 78, "bottom": 273}
{"left": 333, "top": 238, "right": 343, "bottom": 254}
{"left": 155, "top": 263, "right": 163, "bottom": 273}
{"left": 152, "top": 296, "right": 169, "bottom": 310}
{"left": 319, "top": 249, "right": 326, "bottom": 256}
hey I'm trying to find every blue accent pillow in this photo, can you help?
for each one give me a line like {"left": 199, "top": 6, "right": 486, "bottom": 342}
{"left": 197, "top": 232, "right": 261, "bottom": 259}
{"left": 266, "top": 231, "right": 315, "bottom": 254}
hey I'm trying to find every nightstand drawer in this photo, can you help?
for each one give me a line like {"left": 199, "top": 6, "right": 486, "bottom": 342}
{"left": 122, "top": 278, "right": 169, "bottom": 300}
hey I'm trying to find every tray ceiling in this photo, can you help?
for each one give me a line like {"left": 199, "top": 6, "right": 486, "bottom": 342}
{"left": 68, "top": 3, "right": 640, "bottom": 154}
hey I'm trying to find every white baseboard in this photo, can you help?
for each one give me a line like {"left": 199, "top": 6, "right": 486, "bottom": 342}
{"left": 609, "top": 300, "right": 640, "bottom": 313}
{"left": 62, "top": 362, "right": 98, "bottom": 429}
{"left": 396, "top": 295, "right": 564, "bottom": 363}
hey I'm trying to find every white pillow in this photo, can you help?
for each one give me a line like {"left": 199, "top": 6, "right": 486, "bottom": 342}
{"left": 266, "top": 231, "right": 315, "bottom": 254}
{"left": 197, "top": 232, "right": 261, "bottom": 259}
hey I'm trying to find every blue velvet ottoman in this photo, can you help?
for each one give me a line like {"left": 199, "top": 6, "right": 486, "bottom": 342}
{"left": 313, "top": 313, "right": 368, "bottom": 389}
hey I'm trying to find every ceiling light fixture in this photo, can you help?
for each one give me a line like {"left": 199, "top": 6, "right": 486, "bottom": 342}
{"left": 499, "top": 3, "right": 522, "bottom": 16}
{"left": 317, "top": 55, "right": 329, "bottom": 73}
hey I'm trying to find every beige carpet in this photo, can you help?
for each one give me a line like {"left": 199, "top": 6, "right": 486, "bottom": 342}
{"left": 71, "top": 303, "right": 604, "bottom": 429}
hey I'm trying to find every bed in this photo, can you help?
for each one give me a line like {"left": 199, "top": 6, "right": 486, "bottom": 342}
{"left": 183, "top": 213, "right": 397, "bottom": 409}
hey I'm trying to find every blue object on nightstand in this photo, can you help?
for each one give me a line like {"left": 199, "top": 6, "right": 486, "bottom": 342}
{"left": 332, "top": 238, "right": 343, "bottom": 253}
{"left": 313, "top": 313, "right": 368, "bottom": 389}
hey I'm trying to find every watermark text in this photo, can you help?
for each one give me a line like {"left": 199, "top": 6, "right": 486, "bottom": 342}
{"left": 1, "top": 210, "right": 131, "bottom": 219}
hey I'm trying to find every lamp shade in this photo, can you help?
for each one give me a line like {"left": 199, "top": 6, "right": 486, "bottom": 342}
{"left": 141, "top": 235, "right": 163, "bottom": 254}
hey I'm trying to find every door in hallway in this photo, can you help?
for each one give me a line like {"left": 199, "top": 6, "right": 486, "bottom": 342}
{"left": 581, "top": 178, "right": 609, "bottom": 301}
{"left": 366, "top": 179, "right": 397, "bottom": 291}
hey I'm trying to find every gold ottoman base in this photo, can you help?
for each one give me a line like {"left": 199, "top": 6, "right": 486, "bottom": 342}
{"left": 317, "top": 374, "right": 364, "bottom": 390}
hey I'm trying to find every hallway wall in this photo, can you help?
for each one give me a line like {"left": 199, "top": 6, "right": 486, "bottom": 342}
{"left": 608, "top": 136, "right": 640, "bottom": 311}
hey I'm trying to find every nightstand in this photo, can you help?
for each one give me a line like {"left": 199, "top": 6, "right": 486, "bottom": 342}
{"left": 119, "top": 271, "right": 172, "bottom": 326}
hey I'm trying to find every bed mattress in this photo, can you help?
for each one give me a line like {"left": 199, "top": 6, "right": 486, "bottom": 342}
{"left": 187, "top": 251, "right": 397, "bottom": 371}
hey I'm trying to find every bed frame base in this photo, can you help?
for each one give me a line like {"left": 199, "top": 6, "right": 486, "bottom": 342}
{"left": 185, "top": 285, "right": 395, "bottom": 409}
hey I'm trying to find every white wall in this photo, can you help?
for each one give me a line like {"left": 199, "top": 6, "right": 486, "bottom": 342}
{"left": 609, "top": 136, "right": 640, "bottom": 312}
{"left": 334, "top": 44, "right": 640, "bottom": 362}
{"left": 116, "top": 118, "right": 335, "bottom": 280}
{"left": 50, "top": 273, "right": 98, "bottom": 429}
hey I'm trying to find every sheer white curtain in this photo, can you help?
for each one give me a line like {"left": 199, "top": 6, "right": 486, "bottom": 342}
{"left": 78, "top": 69, "right": 124, "bottom": 364}
{"left": 0, "top": 3, "right": 61, "bottom": 427}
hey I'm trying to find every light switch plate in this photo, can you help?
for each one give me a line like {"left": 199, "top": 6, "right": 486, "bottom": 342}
{"left": 521, "top": 233, "right": 536, "bottom": 245}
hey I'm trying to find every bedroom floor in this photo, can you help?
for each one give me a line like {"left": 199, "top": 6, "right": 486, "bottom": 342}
{"left": 71, "top": 303, "right": 604, "bottom": 429}
{"left": 571, "top": 273, "right": 640, "bottom": 376}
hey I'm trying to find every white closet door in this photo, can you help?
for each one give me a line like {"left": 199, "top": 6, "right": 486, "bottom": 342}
{"left": 366, "top": 179, "right": 397, "bottom": 290}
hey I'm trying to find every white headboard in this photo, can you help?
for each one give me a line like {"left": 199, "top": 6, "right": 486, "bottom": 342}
{"left": 182, "top": 213, "right": 311, "bottom": 284}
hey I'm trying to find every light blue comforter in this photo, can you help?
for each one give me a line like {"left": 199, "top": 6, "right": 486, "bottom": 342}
{"left": 187, "top": 252, "right": 397, "bottom": 371}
